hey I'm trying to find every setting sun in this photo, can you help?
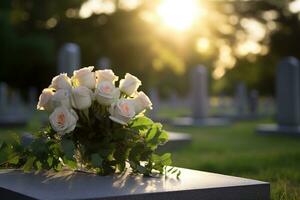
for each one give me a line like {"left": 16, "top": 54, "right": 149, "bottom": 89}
{"left": 156, "top": 0, "right": 202, "bottom": 31}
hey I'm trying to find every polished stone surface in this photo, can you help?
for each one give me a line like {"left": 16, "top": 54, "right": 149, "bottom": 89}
{"left": 0, "top": 167, "right": 269, "bottom": 200}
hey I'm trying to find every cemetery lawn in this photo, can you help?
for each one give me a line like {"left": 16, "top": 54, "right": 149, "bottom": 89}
{"left": 166, "top": 119, "right": 300, "bottom": 200}
{"left": 0, "top": 119, "right": 299, "bottom": 200}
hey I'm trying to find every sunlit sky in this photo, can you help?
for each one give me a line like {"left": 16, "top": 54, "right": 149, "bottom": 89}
{"left": 74, "top": 0, "right": 300, "bottom": 79}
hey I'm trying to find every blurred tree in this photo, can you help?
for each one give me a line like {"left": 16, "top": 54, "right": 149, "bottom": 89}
{"left": 1, "top": 0, "right": 300, "bottom": 97}
{"left": 0, "top": 0, "right": 84, "bottom": 91}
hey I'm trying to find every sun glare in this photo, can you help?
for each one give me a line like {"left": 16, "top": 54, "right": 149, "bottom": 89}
{"left": 156, "top": 0, "right": 202, "bottom": 31}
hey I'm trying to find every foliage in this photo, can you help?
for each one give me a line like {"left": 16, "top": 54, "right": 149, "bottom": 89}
{"left": 2, "top": 0, "right": 300, "bottom": 96}
{"left": 0, "top": 114, "right": 179, "bottom": 177}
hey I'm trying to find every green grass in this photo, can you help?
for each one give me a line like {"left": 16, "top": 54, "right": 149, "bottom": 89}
{"left": 1, "top": 116, "right": 299, "bottom": 200}
{"left": 166, "top": 119, "right": 300, "bottom": 200}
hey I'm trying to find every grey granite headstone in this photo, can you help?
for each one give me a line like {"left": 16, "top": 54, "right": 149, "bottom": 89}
{"left": 0, "top": 88, "right": 28, "bottom": 127}
{"left": 172, "top": 66, "right": 231, "bottom": 127}
{"left": 257, "top": 57, "right": 300, "bottom": 135}
{"left": 191, "top": 65, "right": 209, "bottom": 118}
{"left": 149, "top": 88, "right": 160, "bottom": 120}
{"left": 58, "top": 43, "right": 81, "bottom": 76}
{"left": 248, "top": 90, "right": 259, "bottom": 117}
{"left": 0, "top": 82, "right": 8, "bottom": 114}
{"left": 28, "top": 87, "right": 38, "bottom": 108}
{"left": 97, "top": 57, "right": 111, "bottom": 69}
{"left": 235, "top": 82, "right": 248, "bottom": 118}
{"left": 276, "top": 58, "right": 300, "bottom": 126}
{"left": 0, "top": 168, "right": 269, "bottom": 200}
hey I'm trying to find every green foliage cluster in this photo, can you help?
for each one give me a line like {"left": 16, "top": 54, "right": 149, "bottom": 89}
{"left": 0, "top": 111, "right": 179, "bottom": 177}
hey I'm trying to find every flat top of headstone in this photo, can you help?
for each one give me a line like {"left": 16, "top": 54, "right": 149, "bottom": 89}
{"left": 0, "top": 167, "right": 268, "bottom": 200}
{"left": 168, "top": 131, "right": 191, "bottom": 141}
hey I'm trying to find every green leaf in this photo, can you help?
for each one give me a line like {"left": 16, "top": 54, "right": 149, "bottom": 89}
{"left": 116, "top": 162, "right": 126, "bottom": 172}
{"left": 151, "top": 154, "right": 161, "bottom": 163}
{"left": 129, "top": 143, "right": 144, "bottom": 162}
{"left": 167, "top": 166, "right": 174, "bottom": 173}
{"left": 146, "top": 127, "right": 157, "bottom": 142}
{"left": 64, "top": 159, "right": 77, "bottom": 169}
{"left": 8, "top": 156, "right": 19, "bottom": 165}
{"left": 47, "top": 157, "right": 53, "bottom": 166}
{"left": 91, "top": 153, "right": 103, "bottom": 167}
{"left": 160, "top": 153, "right": 172, "bottom": 166}
{"left": 176, "top": 170, "right": 181, "bottom": 179}
{"left": 130, "top": 116, "right": 153, "bottom": 130}
{"left": 0, "top": 144, "right": 10, "bottom": 164}
{"left": 61, "top": 139, "right": 75, "bottom": 160}
{"left": 55, "top": 163, "right": 63, "bottom": 171}
{"left": 158, "top": 130, "right": 169, "bottom": 145}
{"left": 23, "top": 156, "right": 36, "bottom": 172}
{"left": 35, "top": 161, "right": 42, "bottom": 170}
{"left": 30, "top": 138, "right": 48, "bottom": 155}
{"left": 146, "top": 123, "right": 163, "bottom": 144}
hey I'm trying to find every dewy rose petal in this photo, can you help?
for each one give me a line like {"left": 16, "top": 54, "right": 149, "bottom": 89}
{"left": 37, "top": 88, "right": 55, "bottom": 111}
{"left": 49, "top": 106, "right": 78, "bottom": 135}
{"left": 95, "top": 69, "right": 119, "bottom": 84}
{"left": 72, "top": 66, "right": 96, "bottom": 89}
{"left": 132, "top": 91, "right": 152, "bottom": 114}
{"left": 71, "top": 86, "right": 93, "bottom": 110}
{"left": 95, "top": 81, "right": 120, "bottom": 106}
{"left": 109, "top": 99, "right": 135, "bottom": 125}
{"left": 49, "top": 73, "right": 72, "bottom": 90}
{"left": 52, "top": 89, "right": 71, "bottom": 108}
{"left": 119, "top": 73, "right": 141, "bottom": 96}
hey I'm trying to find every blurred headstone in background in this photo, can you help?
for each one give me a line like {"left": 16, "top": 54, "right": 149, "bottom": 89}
{"left": 257, "top": 57, "right": 300, "bottom": 135}
{"left": 235, "top": 82, "right": 248, "bottom": 118}
{"left": 217, "top": 93, "right": 226, "bottom": 116}
{"left": 9, "top": 90, "right": 24, "bottom": 114}
{"left": 97, "top": 57, "right": 111, "bottom": 70}
{"left": 191, "top": 65, "right": 209, "bottom": 119}
{"left": 0, "top": 83, "right": 8, "bottom": 115}
{"left": 149, "top": 88, "right": 160, "bottom": 120}
{"left": 0, "top": 87, "right": 29, "bottom": 127}
{"left": 170, "top": 91, "right": 180, "bottom": 107}
{"left": 28, "top": 87, "right": 38, "bottom": 109}
{"left": 276, "top": 57, "right": 300, "bottom": 126}
{"left": 248, "top": 89, "right": 259, "bottom": 117}
{"left": 172, "top": 65, "right": 231, "bottom": 127}
{"left": 261, "top": 97, "right": 275, "bottom": 116}
{"left": 58, "top": 43, "right": 81, "bottom": 76}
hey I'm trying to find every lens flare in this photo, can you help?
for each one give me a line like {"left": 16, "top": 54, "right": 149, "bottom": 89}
{"left": 156, "top": 0, "right": 202, "bottom": 31}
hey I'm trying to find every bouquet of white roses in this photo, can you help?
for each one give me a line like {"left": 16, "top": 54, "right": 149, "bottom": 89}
{"left": 0, "top": 67, "right": 179, "bottom": 177}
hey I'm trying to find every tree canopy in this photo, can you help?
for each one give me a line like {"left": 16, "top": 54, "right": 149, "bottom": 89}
{"left": 0, "top": 0, "right": 299, "bottom": 96}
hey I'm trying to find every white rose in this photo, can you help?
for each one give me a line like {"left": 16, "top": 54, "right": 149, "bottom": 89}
{"left": 95, "top": 69, "right": 118, "bottom": 84}
{"left": 119, "top": 73, "right": 141, "bottom": 96}
{"left": 109, "top": 99, "right": 135, "bottom": 125}
{"left": 49, "top": 106, "right": 78, "bottom": 135}
{"left": 52, "top": 89, "right": 71, "bottom": 108}
{"left": 37, "top": 88, "right": 54, "bottom": 111}
{"left": 49, "top": 73, "right": 72, "bottom": 90}
{"left": 132, "top": 91, "right": 152, "bottom": 114}
{"left": 72, "top": 66, "right": 96, "bottom": 89}
{"left": 71, "top": 86, "right": 93, "bottom": 110}
{"left": 95, "top": 81, "right": 120, "bottom": 106}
